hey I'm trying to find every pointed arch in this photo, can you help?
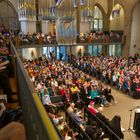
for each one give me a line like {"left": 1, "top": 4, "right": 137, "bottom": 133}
{"left": 131, "top": 1, "right": 140, "bottom": 21}
{"left": 94, "top": 3, "right": 106, "bottom": 17}
{"left": 0, "top": 0, "right": 19, "bottom": 30}
{"left": 0, "top": 0, "right": 18, "bottom": 16}
{"left": 110, "top": 4, "right": 124, "bottom": 31}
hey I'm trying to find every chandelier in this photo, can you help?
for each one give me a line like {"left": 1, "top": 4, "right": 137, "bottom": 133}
{"left": 81, "top": 0, "right": 94, "bottom": 22}
{"left": 39, "top": 0, "right": 57, "bottom": 22}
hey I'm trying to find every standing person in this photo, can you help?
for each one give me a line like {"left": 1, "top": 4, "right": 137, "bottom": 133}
{"left": 104, "top": 86, "right": 117, "bottom": 104}
{"left": 59, "top": 52, "right": 63, "bottom": 61}
{"left": 110, "top": 115, "right": 124, "bottom": 140}
{"left": 49, "top": 51, "right": 52, "bottom": 60}
{"left": 67, "top": 103, "right": 75, "bottom": 114}
{"left": 78, "top": 49, "right": 82, "bottom": 57}
{"left": 52, "top": 51, "right": 55, "bottom": 60}
{"left": 42, "top": 89, "right": 55, "bottom": 112}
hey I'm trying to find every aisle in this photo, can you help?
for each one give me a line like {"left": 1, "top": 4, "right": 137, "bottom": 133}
{"left": 102, "top": 87, "right": 140, "bottom": 140}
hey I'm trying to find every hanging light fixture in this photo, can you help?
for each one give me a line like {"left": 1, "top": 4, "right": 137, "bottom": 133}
{"left": 73, "top": 0, "right": 77, "bottom": 8}
{"left": 87, "top": 0, "right": 94, "bottom": 22}
{"left": 80, "top": 0, "right": 84, "bottom": 5}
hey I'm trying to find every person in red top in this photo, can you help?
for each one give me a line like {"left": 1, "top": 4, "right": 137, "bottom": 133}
{"left": 88, "top": 101, "right": 98, "bottom": 116}
{"left": 59, "top": 85, "right": 66, "bottom": 96}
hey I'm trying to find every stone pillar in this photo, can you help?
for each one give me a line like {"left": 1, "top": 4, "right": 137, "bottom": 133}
{"left": 76, "top": 0, "right": 81, "bottom": 36}
{"left": 102, "top": 45, "right": 108, "bottom": 56}
{"left": 38, "top": 48, "right": 43, "bottom": 57}
{"left": 84, "top": 45, "right": 88, "bottom": 54}
{"left": 122, "top": 30, "right": 131, "bottom": 58}
{"left": 122, "top": 12, "right": 131, "bottom": 58}
{"left": 103, "top": 14, "right": 110, "bottom": 31}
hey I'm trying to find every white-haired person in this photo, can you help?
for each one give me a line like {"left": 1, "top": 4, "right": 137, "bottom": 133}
{"left": 88, "top": 101, "right": 111, "bottom": 128}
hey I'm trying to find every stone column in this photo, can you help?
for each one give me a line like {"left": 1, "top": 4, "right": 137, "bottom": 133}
{"left": 76, "top": 0, "right": 81, "bottom": 36}
{"left": 103, "top": 14, "right": 110, "bottom": 31}
{"left": 122, "top": 11, "right": 131, "bottom": 58}
{"left": 102, "top": 45, "right": 108, "bottom": 56}
{"left": 122, "top": 25, "right": 131, "bottom": 58}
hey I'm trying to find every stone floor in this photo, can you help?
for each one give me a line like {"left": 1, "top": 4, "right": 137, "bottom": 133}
{"left": 102, "top": 87, "right": 140, "bottom": 140}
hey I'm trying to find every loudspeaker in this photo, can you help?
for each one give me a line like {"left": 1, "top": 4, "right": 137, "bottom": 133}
{"left": 133, "top": 109, "right": 140, "bottom": 130}
{"left": 135, "top": 119, "right": 140, "bottom": 137}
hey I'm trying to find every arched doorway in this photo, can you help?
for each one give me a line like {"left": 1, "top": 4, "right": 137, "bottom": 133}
{"left": 130, "top": 3, "right": 140, "bottom": 56}
{"left": 110, "top": 4, "right": 124, "bottom": 31}
{"left": 0, "top": 0, "right": 19, "bottom": 31}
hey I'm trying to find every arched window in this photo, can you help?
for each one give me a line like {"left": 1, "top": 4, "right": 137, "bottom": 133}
{"left": 87, "top": 6, "right": 103, "bottom": 31}
{"left": 0, "top": 0, "right": 19, "bottom": 30}
{"left": 81, "top": 5, "right": 103, "bottom": 31}
{"left": 91, "top": 6, "right": 103, "bottom": 31}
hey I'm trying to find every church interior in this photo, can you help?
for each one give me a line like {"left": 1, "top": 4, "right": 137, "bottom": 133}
{"left": 0, "top": 0, "right": 140, "bottom": 140}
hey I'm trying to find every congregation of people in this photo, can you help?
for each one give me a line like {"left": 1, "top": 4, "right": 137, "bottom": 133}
{"left": 68, "top": 54, "right": 140, "bottom": 99}
{"left": 0, "top": 25, "right": 25, "bottom": 140}
{"left": 23, "top": 56, "right": 125, "bottom": 140}
{"left": 17, "top": 31, "right": 57, "bottom": 45}
{"left": 1, "top": 23, "right": 139, "bottom": 140}
{"left": 78, "top": 31, "right": 123, "bottom": 43}
{"left": 0, "top": 26, "right": 18, "bottom": 103}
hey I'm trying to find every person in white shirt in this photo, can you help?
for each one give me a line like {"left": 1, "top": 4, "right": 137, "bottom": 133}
{"left": 51, "top": 79, "right": 58, "bottom": 88}
{"left": 42, "top": 92, "right": 51, "bottom": 105}
{"left": 42, "top": 91, "right": 55, "bottom": 112}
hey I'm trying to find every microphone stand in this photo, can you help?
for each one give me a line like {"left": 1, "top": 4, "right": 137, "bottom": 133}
{"left": 128, "top": 106, "right": 140, "bottom": 132}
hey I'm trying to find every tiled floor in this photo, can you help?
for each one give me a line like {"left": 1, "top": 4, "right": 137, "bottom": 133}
{"left": 102, "top": 87, "right": 140, "bottom": 140}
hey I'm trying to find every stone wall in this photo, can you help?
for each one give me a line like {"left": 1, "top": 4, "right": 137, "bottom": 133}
{"left": 130, "top": 2, "right": 140, "bottom": 56}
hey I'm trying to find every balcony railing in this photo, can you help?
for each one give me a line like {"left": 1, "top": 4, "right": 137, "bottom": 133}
{"left": 77, "top": 31, "right": 123, "bottom": 44}
{"left": 13, "top": 31, "right": 123, "bottom": 47}
{"left": 10, "top": 40, "right": 61, "bottom": 140}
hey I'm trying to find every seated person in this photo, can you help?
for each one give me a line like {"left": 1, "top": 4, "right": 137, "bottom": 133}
{"left": 70, "top": 84, "right": 80, "bottom": 102}
{"left": 104, "top": 86, "right": 117, "bottom": 104}
{"left": 85, "top": 121, "right": 98, "bottom": 138}
{"left": 88, "top": 86, "right": 101, "bottom": 105}
{"left": 66, "top": 129, "right": 78, "bottom": 140}
{"left": 42, "top": 89, "right": 55, "bottom": 111}
{"left": 88, "top": 101, "right": 98, "bottom": 116}
{"left": 92, "top": 128, "right": 104, "bottom": 140}
{"left": 57, "top": 119, "right": 66, "bottom": 132}
{"left": 50, "top": 113, "right": 63, "bottom": 126}
{"left": 70, "top": 109, "right": 85, "bottom": 130}
{"left": 88, "top": 102, "right": 111, "bottom": 128}
{"left": 67, "top": 103, "right": 75, "bottom": 114}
